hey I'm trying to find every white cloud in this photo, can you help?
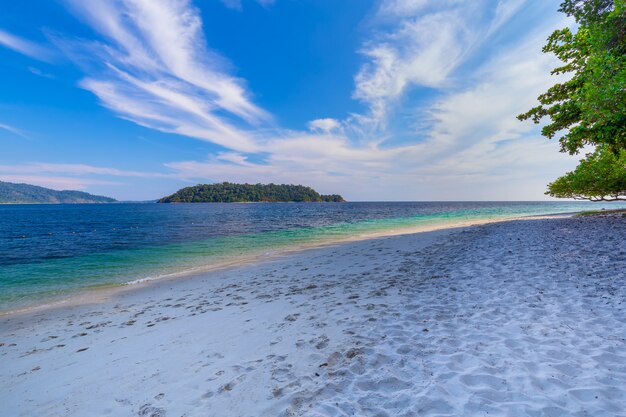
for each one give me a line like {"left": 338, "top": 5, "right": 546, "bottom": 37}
{"left": 0, "top": 123, "right": 29, "bottom": 139}
{"left": 415, "top": 17, "right": 569, "bottom": 161}
{"left": 221, "top": 0, "right": 276, "bottom": 10}
{"left": 0, "top": 175, "right": 122, "bottom": 191}
{"left": 216, "top": 152, "right": 254, "bottom": 166}
{"left": 307, "top": 118, "right": 342, "bottom": 133}
{"left": 0, "top": 163, "right": 169, "bottom": 178}
{"left": 489, "top": 0, "right": 530, "bottom": 36}
{"left": 221, "top": 0, "right": 242, "bottom": 10}
{"left": 353, "top": 0, "right": 531, "bottom": 129}
{"left": 62, "top": 0, "right": 269, "bottom": 152}
{"left": 0, "top": 29, "right": 53, "bottom": 61}
{"left": 28, "top": 66, "right": 55, "bottom": 79}
{"left": 377, "top": 0, "right": 431, "bottom": 17}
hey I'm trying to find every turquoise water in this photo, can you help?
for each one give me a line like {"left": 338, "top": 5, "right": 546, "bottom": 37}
{"left": 1, "top": 201, "right": 624, "bottom": 311}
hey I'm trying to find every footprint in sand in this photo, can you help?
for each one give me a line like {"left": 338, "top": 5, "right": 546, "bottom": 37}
{"left": 137, "top": 404, "right": 166, "bottom": 417}
{"left": 312, "top": 335, "right": 329, "bottom": 349}
{"left": 218, "top": 375, "right": 246, "bottom": 393}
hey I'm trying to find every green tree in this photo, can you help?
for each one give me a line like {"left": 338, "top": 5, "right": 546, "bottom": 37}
{"left": 158, "top": 183, "right": 346, "bottom": 203}
{"left": 518, "top": 0, "right": 626, "bottom": 201}
{"left": 547, "top": 146, "right": 626, "bottom": 200}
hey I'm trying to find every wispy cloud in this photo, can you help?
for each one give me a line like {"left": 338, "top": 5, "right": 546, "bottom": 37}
{"left": 0, "top": 28, "right": 53, "bottom": 61}
{"left": 221, "top": 0, "right": 276, "bottom": 11}
{"left": 61, "top": 0, "right": 269, "bottom": 152}
{"left": 489, "top": 0, "right": 530, "bottom": 36}
{"left": 0, "top": 162, "right": 169, "bottom": 178}
{"left": 352, "top": 0, "right": 530, "bottom": 130}
{"left": 0, "top": 175, "right": 122, "bottom": 191}
{"left": 307, "top": 118, "right": 342, "bottom": 133}
{"left": 0, "top": 123, "right": 29, "bottom": 139}
{"left": 28, "top": 66, "right": 55, "bottom": 79}
{"left": 221, "top": 0, "right": 243, "bottom": 10}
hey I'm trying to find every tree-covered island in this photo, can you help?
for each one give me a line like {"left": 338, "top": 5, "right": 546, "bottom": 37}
{"left": 0, "top": 181, "right": 117, "bottom": 204}
{"left": 158, "top": 183, "right": 345, "bottom": 203}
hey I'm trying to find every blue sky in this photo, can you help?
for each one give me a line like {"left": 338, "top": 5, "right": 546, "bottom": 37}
{"left": 0, "top": 0, "right": 580, "bottom": 201}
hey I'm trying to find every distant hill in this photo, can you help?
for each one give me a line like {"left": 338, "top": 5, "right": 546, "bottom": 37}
{"left": 159, "top": 182, "right": 345, "bottom": 203}
{"left": 0, "top": 181, "right": 117, "bottom": 204}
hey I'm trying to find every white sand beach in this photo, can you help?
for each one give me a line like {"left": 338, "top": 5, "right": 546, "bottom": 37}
{"left": 2, "top": 215, "right": 626, "bottom": 416}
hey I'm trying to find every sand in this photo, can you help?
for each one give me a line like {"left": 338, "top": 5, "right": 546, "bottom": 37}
{"left": 1, "top": 215, "right": 625, "bottom": 416}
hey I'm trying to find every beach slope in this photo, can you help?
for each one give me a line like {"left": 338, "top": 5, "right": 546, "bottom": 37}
{"left": 1, "top": 216, "right": 625, "bottom": 416}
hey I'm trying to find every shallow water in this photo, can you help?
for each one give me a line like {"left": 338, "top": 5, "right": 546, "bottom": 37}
{"left": 1, "top": 201, "right": 624, "bottom": 310}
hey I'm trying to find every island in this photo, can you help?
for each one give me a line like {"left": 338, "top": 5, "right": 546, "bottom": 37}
{"left": 158, "top": 182, "right": 345, "bottom": 203}
{"left": 0, "top": 180, "right": 117, "bottom": 204}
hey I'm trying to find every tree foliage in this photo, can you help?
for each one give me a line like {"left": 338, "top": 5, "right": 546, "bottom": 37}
{"left": 159, "top": 182, "right": 345, "bottom": 203}
{"left": 518, "top": 0, "right": 626, "bottom": 201}
{"left": 547, "top": 146, "right": 626, "bottom": 200}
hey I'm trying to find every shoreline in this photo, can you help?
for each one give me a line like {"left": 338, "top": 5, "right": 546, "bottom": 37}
{"left": 0, "top": 212, "right": 575, "bottom": 318}
{"left": 2, "top": 214, "right": 625, "bottom": 416}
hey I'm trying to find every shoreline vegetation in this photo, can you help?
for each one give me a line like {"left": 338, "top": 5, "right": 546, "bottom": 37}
{"left": 576, "top": 208, "right": 626, "bottom": 217}
{"left": 158, "top": 182, "right": 345, "bottom": 203}
{"left": 3, "top": 214, "right": 626, "bottom": 415}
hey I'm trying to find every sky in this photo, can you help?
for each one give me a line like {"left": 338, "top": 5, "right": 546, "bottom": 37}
{"left": 0, "top": 0, "right": 581, "bottom": 201}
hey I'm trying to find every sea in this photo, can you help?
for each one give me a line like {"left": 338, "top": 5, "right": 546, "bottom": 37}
{"left": 1, "top": 201, "right": 625, "bottom": 312}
